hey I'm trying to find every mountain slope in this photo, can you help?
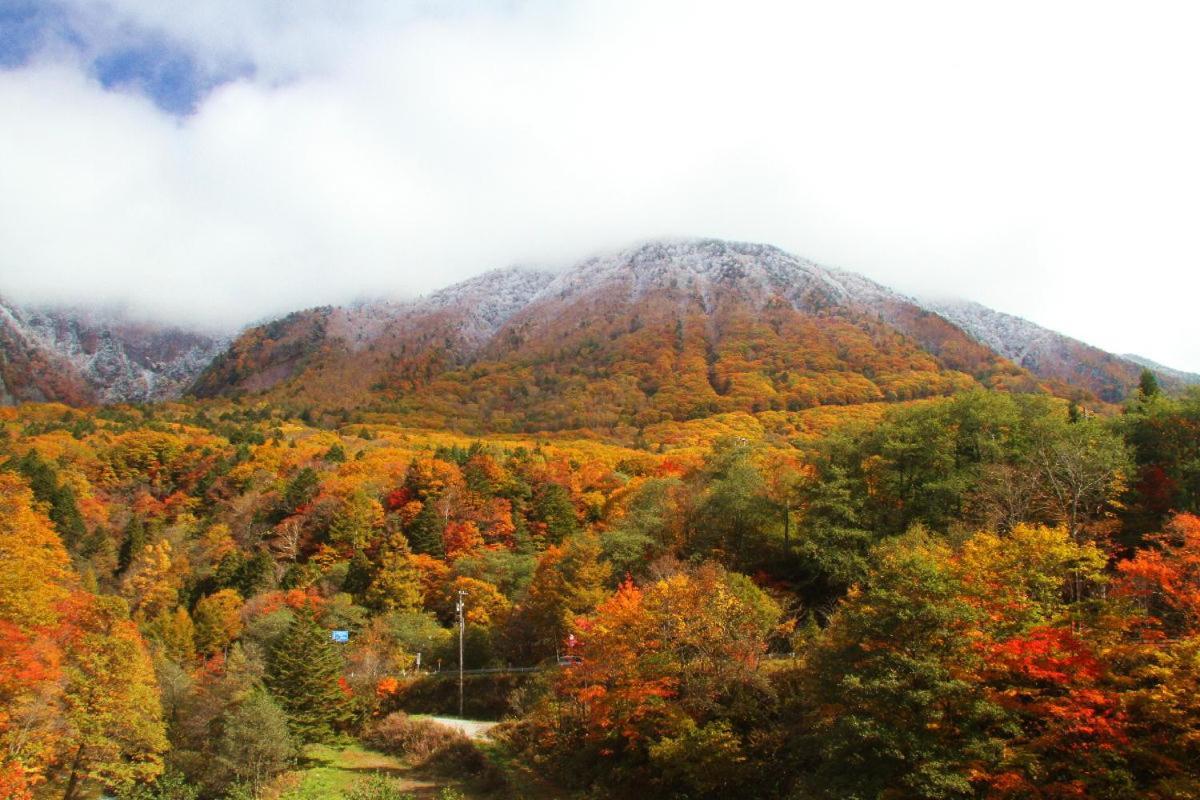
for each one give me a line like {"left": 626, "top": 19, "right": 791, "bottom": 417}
{"left": 190, "top": 267, "right": 558, "bottom": 405}
{"left": 921, "top": 298, "right": 1195, "bottom": 402}
{"left": 192, "top": 239, "right": 1039, "bottom": 431}
{"left": 1121, "top": 354, "right": 1200, "bottom": 388}
{"left": 0, "top": 298, "right": 227, "bottom": 405}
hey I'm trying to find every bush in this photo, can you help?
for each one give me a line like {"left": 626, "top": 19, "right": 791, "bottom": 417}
{"left": 363, "top": 713, "right": 469, "bottom": 762}
{"left": 344, "top": 774, "right": 415, "bottom": 800}
{"left": 363, "top": 713, "right": 507, "bottom": 790}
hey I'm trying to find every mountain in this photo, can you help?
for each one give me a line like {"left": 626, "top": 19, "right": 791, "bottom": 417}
{"left": 11, "top": 239, "right": 1187, "bottom": 418}
{"left": 192, "top": 239, "right": 1041, "bottom": 431}
{"left": 1121, "top": 354, "right": 1200, "bottom": 388}
{"left": 921, "top": 298, "right": 1197, "bottom": 402}
{"left": 0, "top": 298, "right": 228, "bottom": 405}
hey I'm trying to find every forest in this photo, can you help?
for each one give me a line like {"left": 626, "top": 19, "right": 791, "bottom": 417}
{"left": 3, "top": 376, "right": 1200, "bottom": 799}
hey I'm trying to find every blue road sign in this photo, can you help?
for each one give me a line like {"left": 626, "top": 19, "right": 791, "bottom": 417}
{"left": 331, "top": 630, "right": 349, "bottom": 643}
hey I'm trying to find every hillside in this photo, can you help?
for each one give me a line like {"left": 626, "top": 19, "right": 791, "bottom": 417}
{"left": 0, "top": 297, "right": 227, "bottom": 404}
{"left": 192, "top": 240, "right": 1038, "bottom": 431}
{"left": 921, "top": 297, "right": 1195, "bottom": 402}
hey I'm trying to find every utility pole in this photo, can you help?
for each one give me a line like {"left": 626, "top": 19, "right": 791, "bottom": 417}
{"left": 456, "top": 589, "right": 468, "bottom": 718}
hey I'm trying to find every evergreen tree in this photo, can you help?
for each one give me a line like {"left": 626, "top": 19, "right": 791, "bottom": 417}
{"left": 1139, "top": 367, "right": 1161, "bottom": 398}
{"left": 342, "top": 549, "right": 374, "bottom": 596}
{"left": 265, "top": 611, "right": 353, "bottom": 742}
{"left": 13, "top": 450, "right": 86, "bottom": 549}
{"left": 282, "top": 467, "right": 320, "bottom": 514}
{"left": 530, "top": 482, "right": 579, "bottom": 545}
{"left": 406, "top": 498, "right": 445, "bottom": 557}
{"left": 118, "top": 516, "right": 149, "bottom": 573}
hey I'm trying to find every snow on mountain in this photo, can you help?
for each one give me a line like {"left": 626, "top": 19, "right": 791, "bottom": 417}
{"left": 1122, "top": 354, "right": 1200, "bottom": 387}
{"left": 920, "top": 297, "right": 1192, "bottom": 401}
{"left": 0, "top": 297, "right": 229, "bottom": 405}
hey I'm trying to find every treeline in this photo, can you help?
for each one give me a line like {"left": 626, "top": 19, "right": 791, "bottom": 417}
{"left": 0, "top": 384, "right": 1197, "bottom": 798}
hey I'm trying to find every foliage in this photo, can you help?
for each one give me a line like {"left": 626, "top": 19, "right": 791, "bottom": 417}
{"left": 266, "top": 611, "right": 355, "bottom": 742}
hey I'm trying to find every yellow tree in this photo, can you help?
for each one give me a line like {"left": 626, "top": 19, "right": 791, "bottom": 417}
{"left": 58, "top": 595, "right": 168, "bottom": 800}
{"left": 193, "top": 590, "right": 245, "bottom": 656}
{"left": 120, "top": 539, "right": 185, "bottom": 622}
{"left": 0, "top": 474, "right": 74, "bottom": 796}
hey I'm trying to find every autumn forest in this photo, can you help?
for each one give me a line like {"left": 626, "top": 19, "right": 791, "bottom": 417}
{"left": 1, "top": 367, "right": 1199, "bottom": 800}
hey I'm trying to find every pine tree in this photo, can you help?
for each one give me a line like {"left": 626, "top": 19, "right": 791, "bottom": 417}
{"left": 118, "top": 516, "right": 148, "bottom": 573}
{"left": 531, "top": 483, "right": 579, "bottom": 546}
{"left": 265, "top": 611, "right": 353, "bottom": 742}
{"left": 406, "top": 498, "right": 445, "bottom": 557}
{"left": 1139, "top": 368, "right": 1161, "bottom": 398}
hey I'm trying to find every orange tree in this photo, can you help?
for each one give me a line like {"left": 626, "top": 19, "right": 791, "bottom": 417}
{"left": 520, "top": 562, "right": 783, "bottom": 796}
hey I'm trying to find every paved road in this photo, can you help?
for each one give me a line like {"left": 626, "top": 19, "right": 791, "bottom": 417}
{"left": 423, "top": 716, "right": 499, "bottom": 740}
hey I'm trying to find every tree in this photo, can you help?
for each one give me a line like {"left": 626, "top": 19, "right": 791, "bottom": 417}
{"left": 146, "top": 607, "right": 196, "bottom": 664}
{"left": 328, "top": 491, "right": 384, "bottom": 552}
{"left": 1139, "top": 368, "right": 1161, "bottom": 399}
{"left": 59, "top": 595, "right": 168, "bottom": 800}
{"left": 12, "top": 450, "right": 86, "bottom": 550}
{"left": 406, "top": 498, "right": 445, "bottom": 557}
{"left": 0, "top": 473, "right": 72, "bottom": 625}
{"left": 530, "top": 482, "right": 580, "bottom": 546}
{"left": 120, "top": 539, "right": 184, "bottom": 622}
{"left": 282, "top": 467, "right": 320, "bottom": 514}
{"left": 1030, "top": 418, "right": 1130, "bottom": 543}
{"left": 514, "top": 533, "right": 610, "bottom": 662}
{"left": 797, "top": 532, "right": 1004, "bottom": 800}
{"left": 118, "top": 517, "right": 149, "bottom": 573}
{"left": 265, "top": 611, "right": 353, "bottom": 742}
{"left": 365, "top": 536, "right": 422, "bottom": 612}
{"left": 1117, "top": 512, "right": 1200, "bottom": 636}
{"left": 545, "top": 563, "right": 781, "bottom": 792}
{"left": 193, "top": 590, "right": 245, "bottom": 656}
{"left": 688, "top": 439, "right": 775, "bottom": 565}
{"left": 215, "top": 690, "right": 294, "bottom": 795}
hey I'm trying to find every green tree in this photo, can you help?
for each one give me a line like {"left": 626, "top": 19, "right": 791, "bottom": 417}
{"left": 530, "top": 482, "right": 579, "bottom": 546}
{"left": 405, "top": 498, "right": 445, "bottom": 557}
{"left": 796, "top": 532, "right": 1006, "bottom": 800}
{"left": 282, "top": 467, "right": 320, "bottom": 514}
{"left": 329, "top": 491, "right": 384, "bottom": 552}
{"left": 265, "top": 611, "right": 353, "bottom": 742}
{"left": 689, "top": 438, "right": 775, "bottom": 566}
{"left": 118, "top": 516, "right": 149, "bottom": 573}
{"left": 1139, "top": 368, "right": 1161, "bottom": 398}
{"left": 216, "top": 690, "right": 295, "bottom": 794}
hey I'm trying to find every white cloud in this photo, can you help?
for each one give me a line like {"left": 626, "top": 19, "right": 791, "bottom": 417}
{"left": 1, "top": 0, "right": 1198, "bottom": 368}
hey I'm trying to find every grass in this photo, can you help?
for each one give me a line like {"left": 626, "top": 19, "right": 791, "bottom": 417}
{"left": 263, "top": 735, "right": 569, "bottom": 799}
{"left": 266, "top": 742, "right": 449, "bottom": 799}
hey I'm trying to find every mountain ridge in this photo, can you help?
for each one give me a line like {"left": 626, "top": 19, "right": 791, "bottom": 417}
{"left": 921, "top": 297, "right": 1198, "bottom": 402}
{"left": 3, "top": 239, "right": 1192, "bottom": 414}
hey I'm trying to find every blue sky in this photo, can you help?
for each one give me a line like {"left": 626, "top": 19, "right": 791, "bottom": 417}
{"left": 0, "top": 0, "right": 249, "bottom": 113}
{"left": 1, "top": 1, "right": 1199, "bottom": 371}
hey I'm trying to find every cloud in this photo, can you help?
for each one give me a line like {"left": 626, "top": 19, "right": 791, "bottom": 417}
{"left": 0, "top": 1, "right": 1198, "bottom": 368}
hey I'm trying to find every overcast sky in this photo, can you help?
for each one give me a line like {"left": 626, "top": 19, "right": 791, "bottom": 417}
{"left": 1, "top": 1, "right": 1198, "bottom": 369}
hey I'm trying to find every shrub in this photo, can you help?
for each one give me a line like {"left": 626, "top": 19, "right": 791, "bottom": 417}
{"left": 362, "top": 714, "right": 507, "bottom": 790}
{"left": 363, "top": 713, "right": 469, "bottom": 761}
{"left": 344, "top": 774, "right": 415, "bottom": 800}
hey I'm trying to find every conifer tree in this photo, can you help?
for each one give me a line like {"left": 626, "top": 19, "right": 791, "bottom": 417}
{"left": 1139, "top": 367, "right": 1161, "bottom": 398}
{"left": 265, "top": 611, "right": 353, "bottom": 742}
{"left": 406, "top": 498, "right": 445, "bottom": 557}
